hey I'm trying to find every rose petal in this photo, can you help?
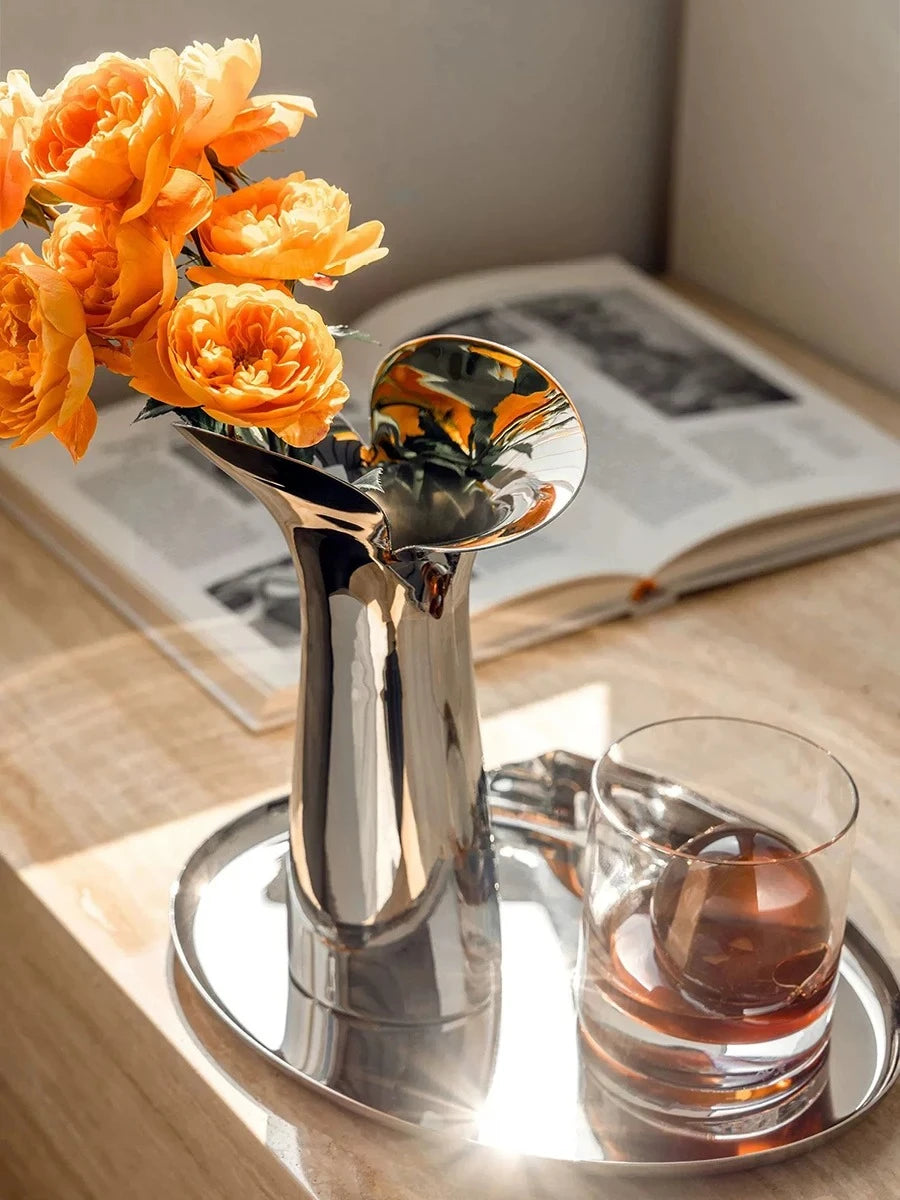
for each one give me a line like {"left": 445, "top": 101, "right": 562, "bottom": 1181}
{"left": 92, "top": 341, "right": 134, "bottom": 376}
{"left": 53, "top": 395, "right": 98, "bottom": 461}
{"left": 208, "top": 94, "right": 316, "bottom": 166}
{"left": 146, "top": 166, "right": 215, "bottom": 247}
{"left": 129, "top": 311, "right": 197, "bottom": 409}
{"left": 179, "top": 36, "right": 262, "bottom": 153}
{"left": 299, "top": 273, "right": 338, "bottom": 291}
{"left": 325, "top": 220, "right": 388, "bottom": 277}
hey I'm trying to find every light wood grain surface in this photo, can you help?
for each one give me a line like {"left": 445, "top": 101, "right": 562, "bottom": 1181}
{"left": 1, "top": 283, "right": 899, "bottom": 1200}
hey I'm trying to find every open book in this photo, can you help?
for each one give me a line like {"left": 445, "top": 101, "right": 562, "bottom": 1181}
{"left": 341, "top": 258, "right": 900, "bottom": 659}
{"left": 3, "top": 257, "right": 899, "bottom": 729}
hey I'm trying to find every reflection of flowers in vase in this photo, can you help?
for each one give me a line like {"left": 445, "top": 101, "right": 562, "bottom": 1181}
{"left": 368, "top": 342, "right": 576, "bottom": 485}
{"left": 207, "top": 557, "right": 299, "bottom": 648}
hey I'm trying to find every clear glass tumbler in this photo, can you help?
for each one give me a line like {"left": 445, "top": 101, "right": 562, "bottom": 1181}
{"left": 576, "top": 717, "right": 858, "bottom": 1135}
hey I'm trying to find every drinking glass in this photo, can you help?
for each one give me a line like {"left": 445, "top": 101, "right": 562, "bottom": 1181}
{"left": 576, "top": 717, "right": 858, "bottom": 1135}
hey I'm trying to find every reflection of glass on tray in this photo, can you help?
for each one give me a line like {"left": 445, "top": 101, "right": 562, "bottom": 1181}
{"left": 577, "top": 718, "right": 858, "bottom": 1136}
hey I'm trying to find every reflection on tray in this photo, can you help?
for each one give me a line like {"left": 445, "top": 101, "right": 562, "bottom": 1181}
{"left": 172, "top": 769, "right": 900, "bottom": 1174}
{"left": 580, "top": 1046, "right": 834, "bottom": 1163}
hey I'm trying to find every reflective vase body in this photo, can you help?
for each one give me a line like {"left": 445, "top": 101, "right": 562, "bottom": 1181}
{"left": 183, "top": 428, "right": 500, "bottom": 1024}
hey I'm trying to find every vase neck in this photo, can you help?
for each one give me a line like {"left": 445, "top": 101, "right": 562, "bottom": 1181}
{"left": 287, "top": 526, "right": 483, "bottom": 929}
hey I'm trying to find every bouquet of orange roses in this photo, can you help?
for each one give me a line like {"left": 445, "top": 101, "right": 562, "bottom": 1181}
{"left": 0, "top": 36, "right": 387, "bottom": 462}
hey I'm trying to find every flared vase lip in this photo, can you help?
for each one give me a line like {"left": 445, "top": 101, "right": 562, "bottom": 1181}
{"left": 177, "top": 330, "right": 588, "bottom": 556}
{"left": 591, "top": 715, "right": 860, "bottom": 864}
{"left": 366, "top": 333, "right": 589, "bottom": 553}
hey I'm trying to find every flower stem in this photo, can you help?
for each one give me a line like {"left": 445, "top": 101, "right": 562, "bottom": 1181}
{"left": 190, "top": 231, "right": 211, "bottom": 266}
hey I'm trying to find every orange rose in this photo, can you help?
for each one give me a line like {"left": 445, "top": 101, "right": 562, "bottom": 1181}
{"left": 30, "top": 50, "right": 212, "bottom": 231}
{"left": 179, "top": 36, "right": 315, "bottom": 166}
{"left": 198, "top": 173, "right": 387, "bottom": 284}
{"left": 43, "top": 205, "right": 177, "bottom": 373}
{"left": 0, "top": 244, "right": 96, "bottom": 460}
{"left": 0, "top": 71, "right": 40, "bottom": 233}
{"left": 130, "top": 282, "right": 348, "bottom": 447}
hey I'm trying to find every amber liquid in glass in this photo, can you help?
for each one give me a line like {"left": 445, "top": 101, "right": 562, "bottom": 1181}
{"left": 580, "top": 825, "right": 837, "bottom": 1109}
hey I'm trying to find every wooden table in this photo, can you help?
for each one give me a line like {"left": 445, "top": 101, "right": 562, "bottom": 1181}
{"left": 2, "top": 284, "right": 899, "bottom": 1200}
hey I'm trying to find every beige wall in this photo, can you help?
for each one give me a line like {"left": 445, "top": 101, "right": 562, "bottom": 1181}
{"left": 1, "top": 0, "right": 679, "bottom": 323}
{"left": 671, "top": 0, "right": 900, "bottom": 394}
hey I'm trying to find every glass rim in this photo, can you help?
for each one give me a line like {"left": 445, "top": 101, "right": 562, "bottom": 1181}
{"left": 590, "top": 715, "right": 860, "bottom": 864}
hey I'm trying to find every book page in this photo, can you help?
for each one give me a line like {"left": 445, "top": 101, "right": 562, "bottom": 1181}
{"left": 341, "top": 258, "right": 900, "bottom": 611}
{"left": 0, "top": 404, "right": 300, "bottom": 694}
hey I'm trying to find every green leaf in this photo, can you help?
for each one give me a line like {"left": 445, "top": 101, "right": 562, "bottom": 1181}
{"left": 133, "top": 402, "right": 223, "bottom": 432}
{"left": 134, "top": 400, "right": 179, "bottom": 422}
{"left": 29, "top": 184, "right": 62, "bottom": 206}
{"left": 328, "top": 325, "right": 380, "bottom": 345}
{"left": 20, "top": 195, "right": 53, "bottom": 233}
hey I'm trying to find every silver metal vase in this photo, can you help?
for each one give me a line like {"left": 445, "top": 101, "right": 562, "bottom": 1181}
{"left": 182, "top": 335, "right": 587, "bottom": 1027}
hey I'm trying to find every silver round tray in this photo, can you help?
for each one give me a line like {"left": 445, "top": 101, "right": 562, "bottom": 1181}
{"left": 171, "top": 768, "right": 900, "bottom": 1176}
